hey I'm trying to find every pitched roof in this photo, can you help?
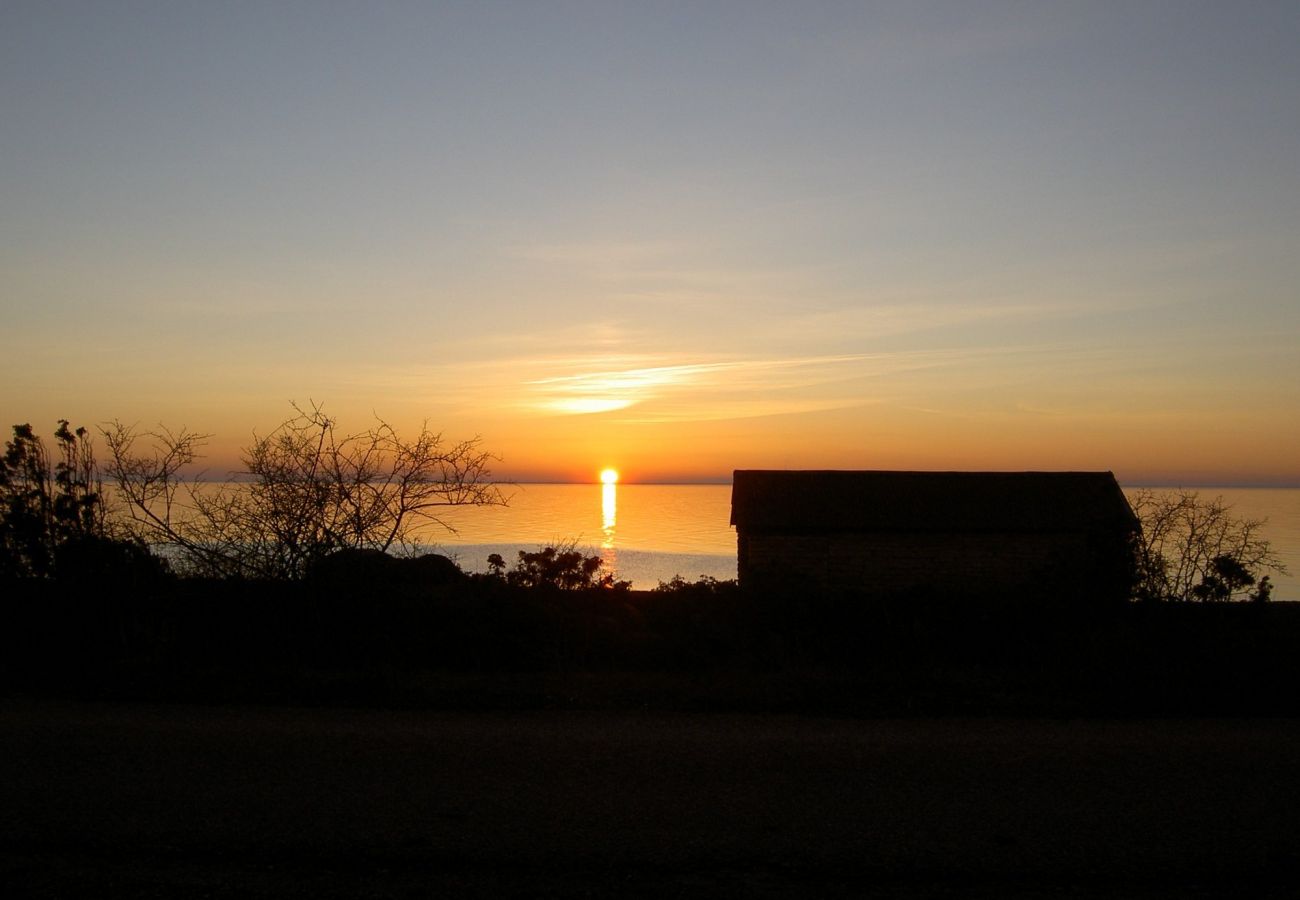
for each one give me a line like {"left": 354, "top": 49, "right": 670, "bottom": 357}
{"left": 730, "top": 470, "right": 1137, "bottom": 535}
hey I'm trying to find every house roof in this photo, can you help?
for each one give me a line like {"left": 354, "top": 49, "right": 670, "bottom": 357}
{"left": 730, "top": 470, "right": 1138, "bottom": 535}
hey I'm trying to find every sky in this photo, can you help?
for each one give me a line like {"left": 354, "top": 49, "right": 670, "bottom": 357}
{"left": 3, "top": 1, "right": 1298, "bottom": 485}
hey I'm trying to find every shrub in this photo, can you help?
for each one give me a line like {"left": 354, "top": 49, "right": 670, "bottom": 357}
{"left": 486, "top": 544, "right": 630, "bottom": 591}
{"left": 1130, "top": 489, "right": 1287, "bottom": 602}
{"left": 1, "top": 421, "right": 113, "bottom": 578}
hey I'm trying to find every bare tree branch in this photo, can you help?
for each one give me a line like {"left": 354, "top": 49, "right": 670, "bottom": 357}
{"left": 103, "top": 405, "right": 505, "bottom": 579}
{"left": 1131, "top": 489, "right": 1287, "bottom": 602}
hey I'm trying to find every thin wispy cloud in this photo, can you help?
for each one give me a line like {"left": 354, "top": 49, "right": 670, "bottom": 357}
{"left": 523, "top": 356, "right": 870, "bottom": 418}
{"left": 339, "top": 339, "right": 1099, "bottom": 424}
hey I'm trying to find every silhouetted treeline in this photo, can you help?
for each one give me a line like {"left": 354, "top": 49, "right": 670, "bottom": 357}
{"left": 5, "top": 559, "right": 1300, "bottom": 716}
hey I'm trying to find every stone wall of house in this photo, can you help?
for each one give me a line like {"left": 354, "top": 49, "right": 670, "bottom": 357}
{"left": 737, "top": 530, "right": 1096, "bottom": 598}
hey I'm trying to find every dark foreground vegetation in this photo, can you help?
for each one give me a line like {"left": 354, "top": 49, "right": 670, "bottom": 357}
{"left": 6, "top": 419, "right": 1300, "bottom": 896}
{"left": 1, "top": 413, "right": 1296, "bottom": 716}
{"left": 7, "top": 563, "right": 1300, "bottom": 717}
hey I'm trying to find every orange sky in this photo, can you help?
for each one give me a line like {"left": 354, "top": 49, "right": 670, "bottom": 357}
{"left": 2, "top": 5, "right": 1298, "bottom": 485}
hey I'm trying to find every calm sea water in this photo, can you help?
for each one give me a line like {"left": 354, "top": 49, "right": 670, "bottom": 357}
{"left": 1155, "top": 487, "right": 1299, "bottom": 602}
{"left": 420, "top": 484, "right": 738, "bottom": 589}
{"left": 422, "top": 484, "right": 1300, "bottom": 598}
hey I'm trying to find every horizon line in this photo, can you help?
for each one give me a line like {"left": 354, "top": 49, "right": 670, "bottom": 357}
{"left": 161, "top": 476, "right": 1300, "bottom": 489}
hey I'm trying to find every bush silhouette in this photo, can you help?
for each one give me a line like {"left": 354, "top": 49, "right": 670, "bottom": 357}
{"left": 1, "top": 420, "right": 130, "bottom": 581}
{"left": 489, "top": 545, "right": 630, "bottom": 592}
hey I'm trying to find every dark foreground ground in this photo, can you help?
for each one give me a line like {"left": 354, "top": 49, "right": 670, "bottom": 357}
{"left": 4, "top": 701, "right": 1300, "bottom": 898}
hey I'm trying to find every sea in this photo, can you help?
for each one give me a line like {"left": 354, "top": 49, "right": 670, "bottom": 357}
{"left": 418, "top": 483, "right": 739, "bottom": 590}
{"left": 420, "top": 484, "right": 1300, "bottom": 600}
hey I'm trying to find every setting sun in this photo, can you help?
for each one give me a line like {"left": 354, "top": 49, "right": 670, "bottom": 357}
{"left": 600, "top": 468, "right": 620, "bottom": 485}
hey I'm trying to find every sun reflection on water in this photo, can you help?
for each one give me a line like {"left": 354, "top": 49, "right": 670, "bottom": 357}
{"left": 601, "top": 481, "right": 617, "bottom": 548}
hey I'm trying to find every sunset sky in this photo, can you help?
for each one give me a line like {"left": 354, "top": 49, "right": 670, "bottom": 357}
{"left": 3, "top": 2, "right": 1297, "bottom": 484}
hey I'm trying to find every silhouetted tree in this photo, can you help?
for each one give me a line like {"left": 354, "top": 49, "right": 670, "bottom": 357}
{"left": 105, "top": 403, "right": 505, "bottom": 579}
{"left": 1131, "top": 489, "right": 1286, "bottom": 602}
{"left": 1, "top": 421, "right": 107, "bottom": 577}
{"left": 489, "top": 544, "right": 630, "bottom": 591}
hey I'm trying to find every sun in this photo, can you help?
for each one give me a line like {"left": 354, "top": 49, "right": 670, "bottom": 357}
{"left": 599, "top": 468, "right": 619, "bottom": 485}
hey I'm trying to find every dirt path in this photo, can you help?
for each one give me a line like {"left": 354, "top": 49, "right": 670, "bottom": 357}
{"left": 3, "top": 700, "right": 1299, "bottom": 896}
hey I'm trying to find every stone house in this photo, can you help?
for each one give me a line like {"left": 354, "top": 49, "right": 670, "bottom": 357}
{"left": 730, "top": 470, "right": 1139, "bottom": 602}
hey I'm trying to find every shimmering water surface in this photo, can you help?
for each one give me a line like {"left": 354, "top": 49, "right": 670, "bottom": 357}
{"left": 420, "top": 483, "right": 738, "bottom": 588}
{"left": 421, "top": 483, "right": 1299, "bottom": 597}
